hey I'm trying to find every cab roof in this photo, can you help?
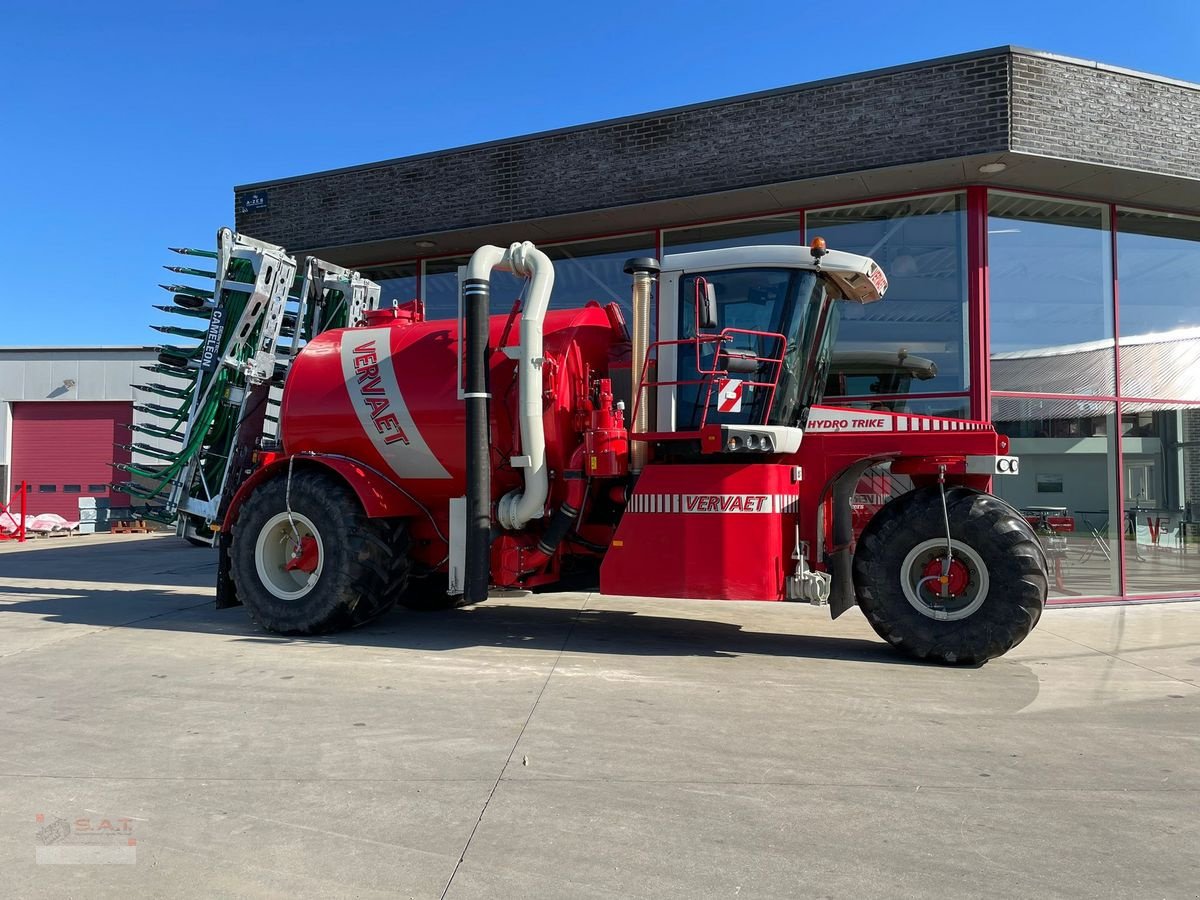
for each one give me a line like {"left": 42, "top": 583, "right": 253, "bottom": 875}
{"left": 660, "top": 244, "right": 888, "bottom": 303}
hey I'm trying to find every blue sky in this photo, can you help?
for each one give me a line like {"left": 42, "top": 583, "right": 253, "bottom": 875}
{"left": 1, "top": 0, "right": 1197, "bottom": 346}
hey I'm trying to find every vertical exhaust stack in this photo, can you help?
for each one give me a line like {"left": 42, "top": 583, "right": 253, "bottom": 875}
{"left": 462, "top": 241, "right": 556, "bottom": 606}
{"left": 624, "top": 257, "right": 660, "bottom": 474}
{"left": 462, "top": 245, "right": 506, "bottom": 606}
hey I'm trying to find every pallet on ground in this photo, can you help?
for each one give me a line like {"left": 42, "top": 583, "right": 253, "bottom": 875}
{"left": 110, "top": 520, "right": 152, "bottom": 534}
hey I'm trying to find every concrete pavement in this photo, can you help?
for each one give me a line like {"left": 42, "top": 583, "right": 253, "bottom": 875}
{"left": 0, "top": 534, "right": 1197, "bottom": 898}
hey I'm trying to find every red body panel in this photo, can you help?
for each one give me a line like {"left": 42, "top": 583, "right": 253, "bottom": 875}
{"left": 223, "top": 454, "right": 428, "bottom": 527}
{"left": 274, "top": 302, "right": 622, "bottom": 567}
{"left": 601, "top": 463, "right": 798, "bottom": 601}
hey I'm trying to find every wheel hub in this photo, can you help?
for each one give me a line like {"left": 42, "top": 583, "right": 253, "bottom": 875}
{"left": 920, "top": 555, "right": 971, "bottom": 597}
{"left": 284, "top": 535, "right": 320, "bottom": 574}
{"left": 254, "top": 512, "right": 325, "bottom": 600}
{"left": 900, "top": 538, "right": 990, "bottom": 621}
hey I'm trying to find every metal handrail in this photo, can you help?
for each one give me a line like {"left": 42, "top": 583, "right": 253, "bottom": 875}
{"left": 629, "top": 327, "right": 787, "bottom": 440}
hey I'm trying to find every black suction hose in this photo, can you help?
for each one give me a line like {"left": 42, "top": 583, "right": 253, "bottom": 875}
{"left": 536, "top": 501, "right": 581, "bottom": 557}
{"left": 463, "top": 277, "right": 492, "bottom": 604}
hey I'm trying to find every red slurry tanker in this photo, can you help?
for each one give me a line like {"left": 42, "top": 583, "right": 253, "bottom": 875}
{"left": 148, "top": 232, "right": 1046, "bottom": 665}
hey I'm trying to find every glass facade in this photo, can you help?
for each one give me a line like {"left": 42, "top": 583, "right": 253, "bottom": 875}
{"left": 415, "top": 233, "right": 655, "bottom": 324}
{"left": 991, "top": 397, "right": 1120, "bottom": 598}
{"left": 354, "top": 188, "right": 1200, "bottom": 603}
{"left": 988, "top": 195, "right": 1114, "bottom": 394}
{"left": 987, "top": 196, "right": 1200, "bottom": 599}
{"left": 1116, "top": 210, "right": 1200, "bottom": 401}
{"left": 1119, "top": 405, "right": 1200, "bottom": 594}
{"left": 540, "top": 233, "right": 657, "bottom": 324}
{"left": 367, "top": 263, "right": 419, "bottom": 309}
{"left": 806, "top": 194, "right": 970, "bottom": 415}
{"left": 1113, "top": 211, "right": 1200, "bottom": 594}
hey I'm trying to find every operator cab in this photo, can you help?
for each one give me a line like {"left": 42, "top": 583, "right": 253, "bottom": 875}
{"left": 642, "top": 240, "right": 887, "bottom": 455}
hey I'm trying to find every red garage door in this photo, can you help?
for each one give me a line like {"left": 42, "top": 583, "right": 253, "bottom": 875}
{"left": 11, "top": 402, "right": 132, "bottom": 519}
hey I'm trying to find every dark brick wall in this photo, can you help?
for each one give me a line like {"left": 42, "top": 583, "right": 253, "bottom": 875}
{"left": 1010, "top": 56, "right": 1200, "bottom": 180}
{"left": 236, "top": 53, "right": 1010, "bottom": 250}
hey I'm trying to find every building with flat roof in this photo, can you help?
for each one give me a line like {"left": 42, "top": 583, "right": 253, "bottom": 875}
{"left": 0, "top": 347, "right": 169, "bottom": 523}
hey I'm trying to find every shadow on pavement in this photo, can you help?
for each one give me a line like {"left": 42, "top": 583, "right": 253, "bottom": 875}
{"left": 0, "top": 577, "right": 924, "bottom": 665}
{"left": 0, "top": 538, "right": 1037, "bottom": 672}
{"left": 0, "top": 535, "right": 216, "bottom": 587}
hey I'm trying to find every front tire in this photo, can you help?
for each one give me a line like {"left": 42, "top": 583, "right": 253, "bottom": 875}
{"left": 231, "top": 470, "right": 404, "bottom": 634}
{"left": 852, "top": 486, "right": 1047, "bottom": 665}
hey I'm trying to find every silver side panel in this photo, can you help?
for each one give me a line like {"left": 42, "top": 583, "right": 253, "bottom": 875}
{"left": 447, "top": 496, "right": 466, "bottom": 595}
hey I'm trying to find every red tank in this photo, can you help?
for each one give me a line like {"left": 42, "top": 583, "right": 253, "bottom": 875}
{"left": 280, "top": 302, "right": 624, "bottom": 517}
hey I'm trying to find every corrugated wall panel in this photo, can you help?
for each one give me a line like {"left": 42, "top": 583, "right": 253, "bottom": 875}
{"left": 10, "top": 402, "right": 132, "bottom": 519}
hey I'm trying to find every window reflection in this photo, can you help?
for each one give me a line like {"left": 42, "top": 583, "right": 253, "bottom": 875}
{"left": 542, "top": 234, "right": 656, "bottom": 324}
{"left": 989, "top": 195, "right": 1114, "bottom": 394}
{"left": 851, "top": 464, "right": 914, "bottom": 538}
{"left": 421, "top": 234, "right": 655, "bottom": 323}
{"left": 991, "top": 396, "right": 1120, "bottom": 597}
{"left": 806, "top": 194, "right": 969, "bottom": 408}
{"left": 422, "top": 257, "right": 504, "bottom": 320}
{"left": 362, "top": 263, "right": 418, "bottom": 309}
{"left": 1119, "top": 404, "right": 1200, "bottom": 594}
{"left": 420, "top": 259, "right": 460, "bottom": 320}
{"left": 828, "top": 395, "right": 971, "bottom": 419}
{"left": 1116, "top": 209, "right": 1200, "bottom": 401}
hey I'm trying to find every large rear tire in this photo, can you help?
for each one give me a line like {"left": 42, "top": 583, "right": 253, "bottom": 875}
{"left": 230, "top": 470, "right": 404, "bottom": 634}
{"left": 852, "top": 486, "right": 1047, "bottom": 665}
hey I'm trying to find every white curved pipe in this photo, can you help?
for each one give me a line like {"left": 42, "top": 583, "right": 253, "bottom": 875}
{"left": 497, "top": 241, "right": 554, "bottom": 530}
{"left": 465, "top": 244, "right": 508, "bottom": 283}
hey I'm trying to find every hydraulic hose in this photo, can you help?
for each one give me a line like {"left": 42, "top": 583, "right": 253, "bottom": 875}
{"left": 522, "top": 446, "right": 589, "bottom": 571}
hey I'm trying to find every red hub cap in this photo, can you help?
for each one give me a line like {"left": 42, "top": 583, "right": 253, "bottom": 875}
{"left": 284, "top": 535, "right": 320, "bottom": 574}
{"left": 921, "top": 555, "right": 970, "bottom": 596}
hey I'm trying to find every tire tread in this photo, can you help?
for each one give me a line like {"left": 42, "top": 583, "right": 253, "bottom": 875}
{"left": 852, "top": 486, "right": 1047, "bottom": 665}
{"left": 230, "top": 470, "right": 410, "bottom": 634}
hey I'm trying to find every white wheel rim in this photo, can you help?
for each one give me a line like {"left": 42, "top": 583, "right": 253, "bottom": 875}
{"left": 254, "top": 511, "right": 324, "bottom": 601}
{"left": 900, "top": 538, "right": 989, "bottom": 621}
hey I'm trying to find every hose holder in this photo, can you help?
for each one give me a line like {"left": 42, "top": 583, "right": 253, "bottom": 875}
{"left": 786, "top": 535, "right": 831, "bottom": 605}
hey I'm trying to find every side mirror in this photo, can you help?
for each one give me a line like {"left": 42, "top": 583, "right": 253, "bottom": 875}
{"left": 695, "top": 277, "right": 718, "bottom": 330}
{"left": 724, "top": 352, "right": 759, "bottom": 374}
